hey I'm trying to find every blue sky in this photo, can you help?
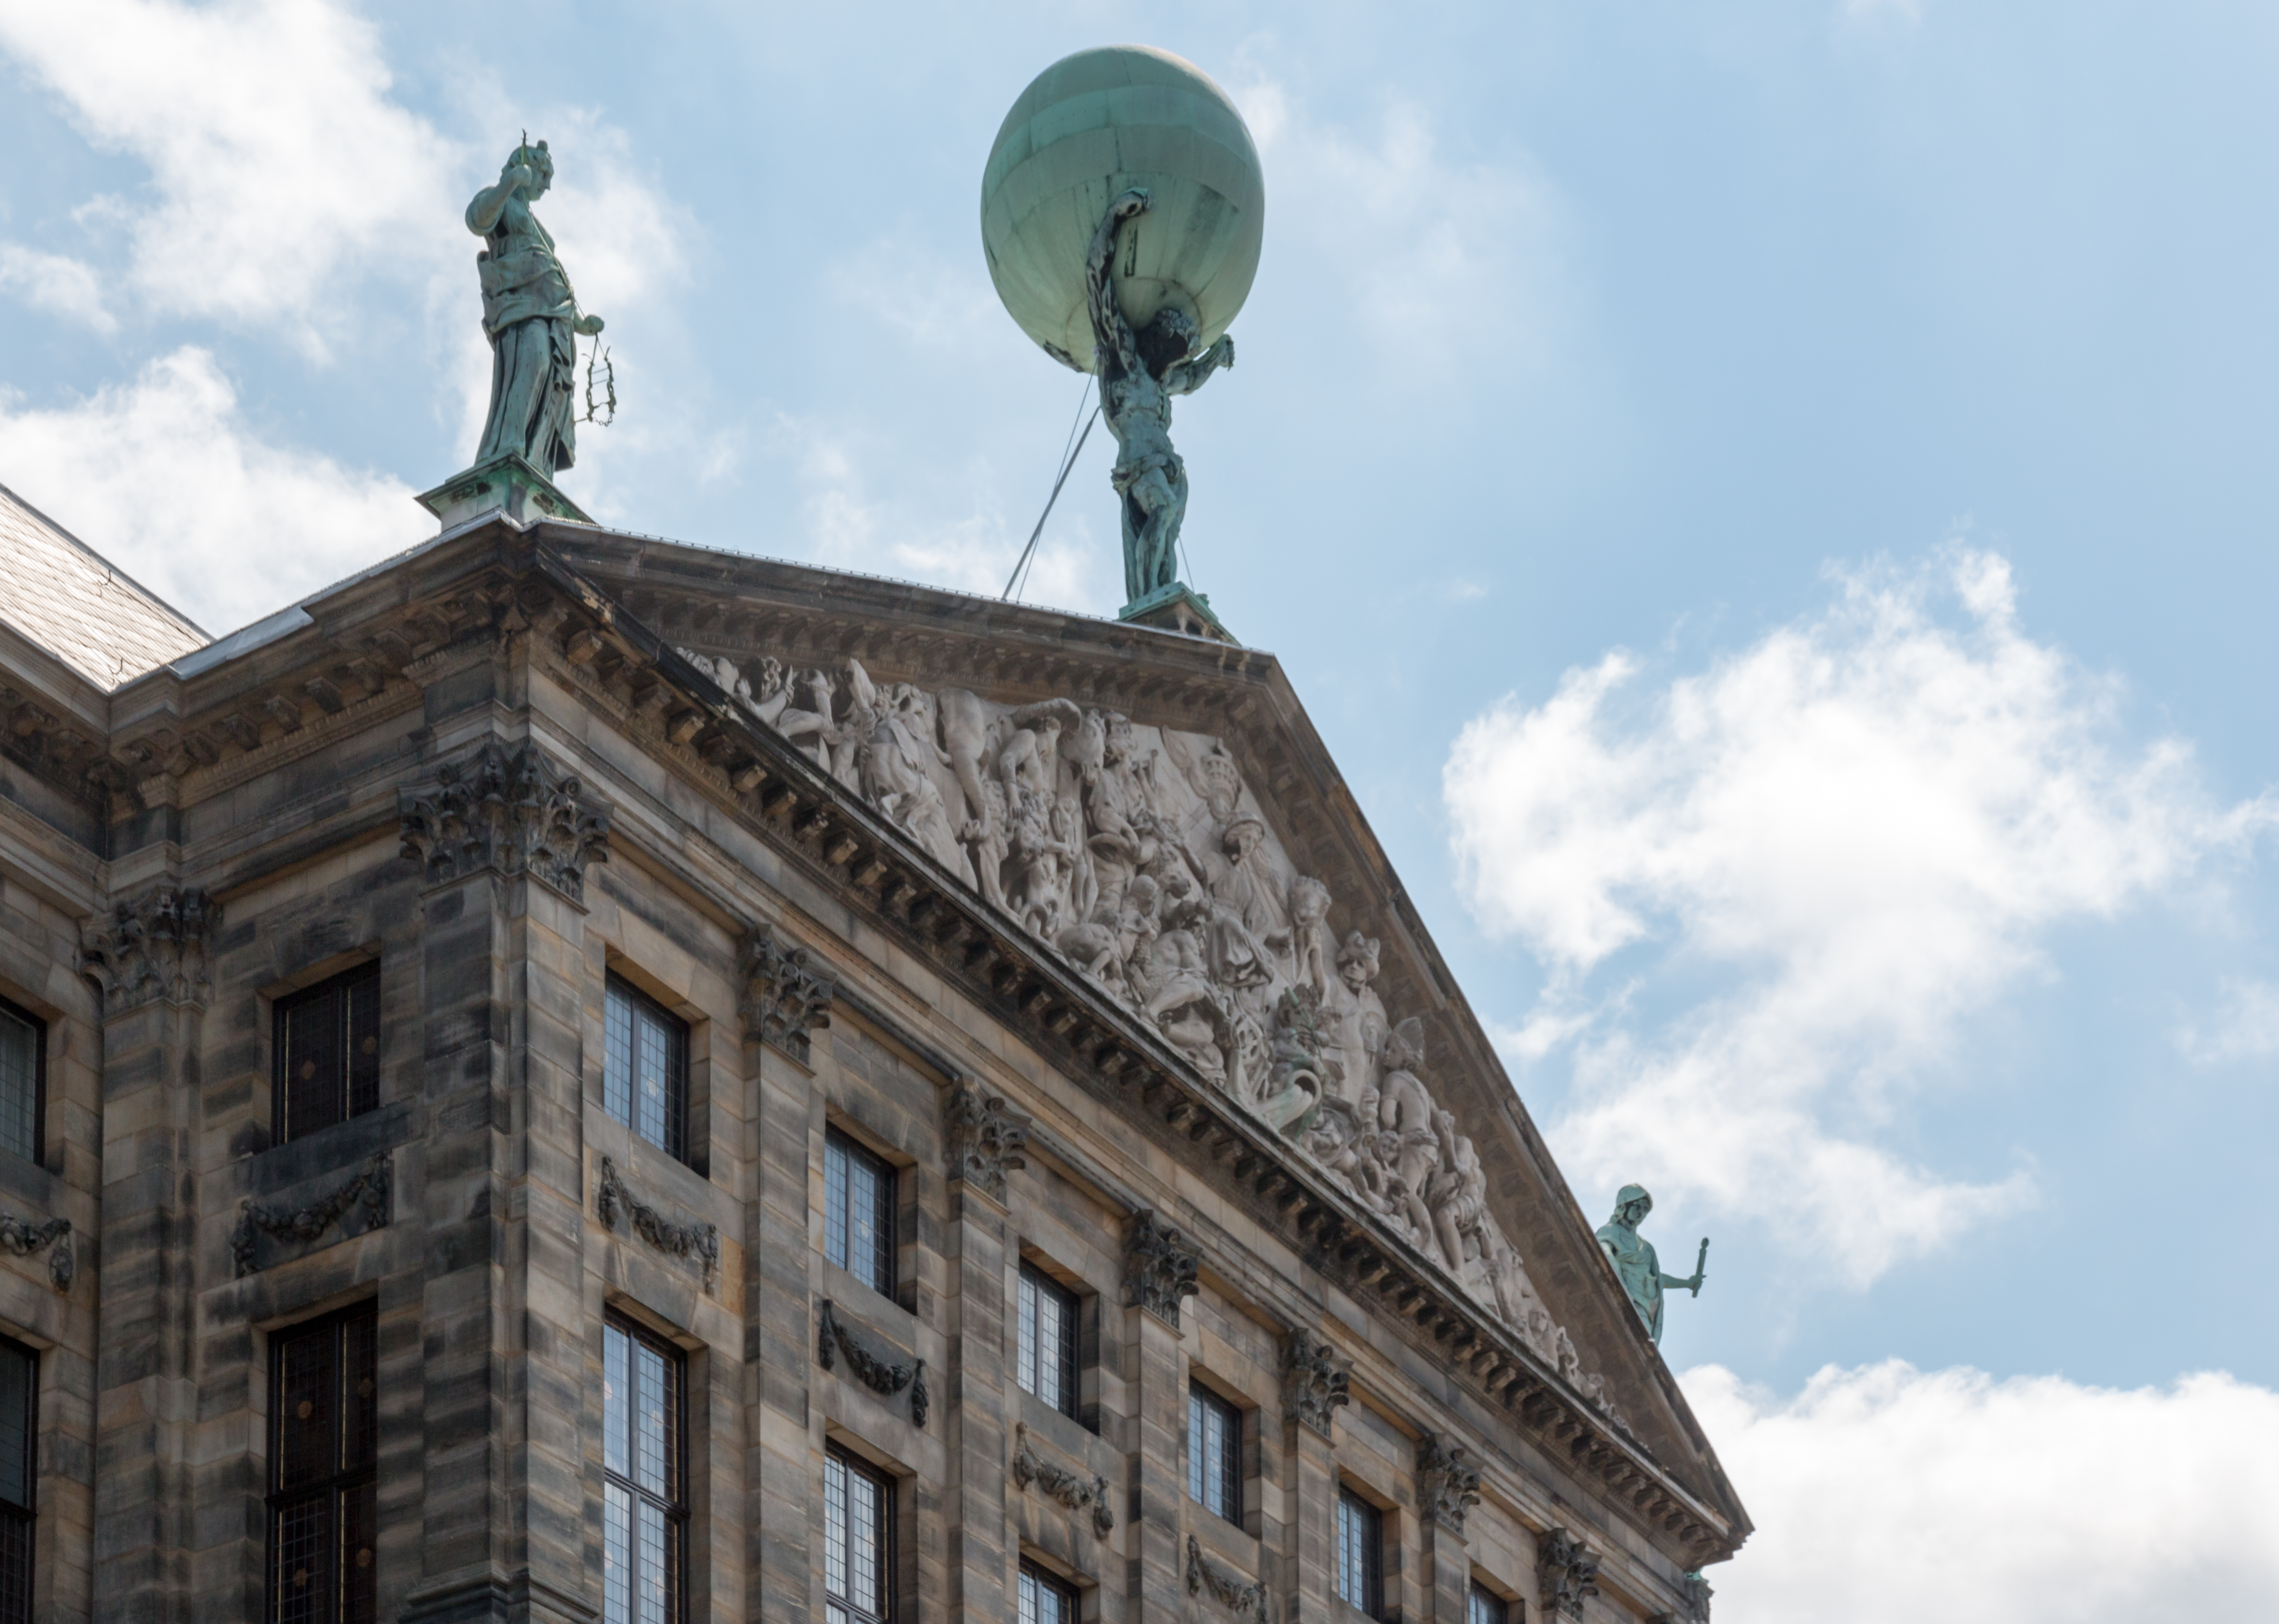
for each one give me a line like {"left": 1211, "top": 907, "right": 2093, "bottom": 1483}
{"left": 4, "top": 1, "right": 2278, "bottom": 1615}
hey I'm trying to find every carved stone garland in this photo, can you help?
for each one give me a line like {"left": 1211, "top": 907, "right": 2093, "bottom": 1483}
{"left": 1415, "top": 1433, "right": 1483, "bottom": 1535}
{"left": 1122, "top": 1209, "right": 1200, "bottom": 1330}
{"left": 1279, "top": 1328, "right": 1351, "bottom": 1440}
{"left": 1186, "top": 1534, "right": 1271, "bottom": 1624}
{"left": 80, "top": 883, "right": 216, "bottom": 1013}
{"left": 816, "top": 1299, "right": 928, "bottom": 1429}
{"left": 1537, "top": 1527, "right": 1602, "bottom": 1622}
{"left": 1010, "top": 1422, "right": 1113, "bottom": 1537}
{"left": 942, "top": 1084, "right": 1029, "bottom": 1200}
{"left": 596, "top": 1157, "right": 720, "bottom": 1291}
{"left": 741, "top": 924, "right": 835, "bottom": 1066}
{"left": 232, "top": 1151, "right": 392, "bottom": 1277}
{"left": 397, "top": 739, "right": 612, "bottom": 903}
{"left": 0, "top": 1211, "right": 72, "bottom": 1291}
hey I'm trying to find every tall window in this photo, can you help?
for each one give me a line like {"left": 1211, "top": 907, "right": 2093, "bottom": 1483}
{"left": 0, "top": 999, "right": 41, "bottom": 1166}
{"left": 824, "top": 1129, "right": 894, "bottom": 1294}
{"left": 1468, "top": 1582, "right": 1511, "bottom": 1624}
{"left": 0, "top": 1338, "right": 34, "bottom": 1624}
{"left": 1187, "top": 1383, "right": 1241, "bottom": 1525}
{"left": 604, "top": 976, "right": 689, "bottom": 1163}
{"left": 602, "top": 1316, "right": 685, "bottom": 1624}
{"left": 268, "top": 1303, "right": 377, "bottom": 1624}
{"left": 824, "top": 1449, "right": 892, "bottom": 1624}
{"left": 1336, "top": 1489, "right": 1383, "bottom": 1620}
{"left": 1017, "top": 1561, "right": 1076, "bottom": 1624}
{"left": 275, "top": 963, "right": 380, "bottom": 1146}
{"left": 1016, "top": 1265, "right": 1079, "bottom": 1418}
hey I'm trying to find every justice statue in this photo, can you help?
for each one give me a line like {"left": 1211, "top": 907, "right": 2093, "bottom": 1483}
{"left": 465, "top": 137, "right": 604, "bottom": 474}
{"left": 1595, "top": 1185, "right": 1707, "bottom": 1345}
{"left": 1085, "top": 189, "right": 1235, "bottom": 607}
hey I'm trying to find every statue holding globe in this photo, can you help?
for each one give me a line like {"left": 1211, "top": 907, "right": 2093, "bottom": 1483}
{"left": 1086, "top": 188, "right": 1235, "bottom": 605}
{"left": 982, "top": 46, "right": 1264, "bottom": 633}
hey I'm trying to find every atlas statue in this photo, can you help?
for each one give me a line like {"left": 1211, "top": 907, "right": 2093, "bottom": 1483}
{"left": 465, "top": 136, "right": 605, "bottom": 474}
{"left": 1595, "top": 1184, "right": 1707, "bottom": 1345}
{"left": 1085, "top": 189, "right": 1235, "bottom": 608}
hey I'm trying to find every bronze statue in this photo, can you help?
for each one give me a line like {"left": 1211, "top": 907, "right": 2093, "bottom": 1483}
{"left": 466, "top": 137, "right": 605, "bottom": 473}
{"left": 1595, "top": 1185, "right": 1707, "bottom": 1345}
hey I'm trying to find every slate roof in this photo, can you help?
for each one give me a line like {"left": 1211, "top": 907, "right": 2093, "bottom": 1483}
{"left": 0, "top": 479, "right": 209, "bottom": 688}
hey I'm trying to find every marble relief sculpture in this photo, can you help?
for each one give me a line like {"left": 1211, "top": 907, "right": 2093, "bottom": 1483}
{"left": 680, "top": 646, "right": 1619, "bottom": 1417}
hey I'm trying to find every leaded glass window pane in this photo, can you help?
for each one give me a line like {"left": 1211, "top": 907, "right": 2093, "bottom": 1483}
{"left": 1017, "top": 1265, "right": 1079, "bottom": 1417}
{"left": 603, "top": 977, "right": 688, "bottom": 1163}
{"left": 267, "top": 1305, "right": 376, "bottom": 1624}
{"left": 0, "top": 1003, "right": 40, "bottom": 1164}
{"left": 825, "top": 1449, "right": 891, "bottom": 1624}
{"left": 601, "top": 1317, "right": 684, "bottom": 1624}
{"left": 1469, "top": 1583, "right": 1510, "bottom": 1624}
{"left": 825, "top": 1130, "right": 894, "bottom": 1294}
{"left": 0, "top": 1337, "right": 32, "bottom": 1624}
{"left": 275, "top": 963, "right": 380, "bottom": 1146}
{"left": 1337, "top": 1489, "right": 1383, "bottom": 1619}
{"left": 1188, "top": 1383, "right": 1240, "bottom": 1524}
{"left": 1019, "top": 1562, "right": 1077, "bottom": 1624}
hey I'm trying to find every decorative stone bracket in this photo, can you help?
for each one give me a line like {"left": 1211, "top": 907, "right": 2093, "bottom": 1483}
{"left": 1186, "top": 1534, "right": 1271, "bottom": 1624}
{"left": 816, "top": 1299, "right": 928, "bottom": 1429}
{"left": 740, "top": 925, "right": 834, "bottom": 1066}
{"left": 1538, "top": 1526, "right": 1602, "bottom": 1621}
{"left": 397, "top": 739, "right": 612, "bottom": 904}
{"left": 1011, "top": 1422, "right": 1113, "bottom": 1536}
{"left": 1416, "top": 1433, "right": 1483, "bottom": 1535}
{"left": 1122, "top": 1209, "right": 1200, "bottom": 1330}
{"left": 0, "top": 1211, "right": 72, "bottom": 1291}
{"left": 596, "top": 1157, "right": 719, "bottom": 1291}
{"left": 1280, "top": 1328, "right": 1351, "bottom": 1440}
{"left": 80, "top": 883, "right": 216, "bottom": 1013}
{"left": 942, "top": 1084, "right": 1029, "bottom": 1200}
{"left": 232, "top": 1151, "right": 391, "bottom": 1278}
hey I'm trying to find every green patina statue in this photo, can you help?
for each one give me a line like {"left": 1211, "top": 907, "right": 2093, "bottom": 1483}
{"left": 1595, "top": 1185, "right": 1706, "bottom": 1345}
{"left": 466, "top": 136, "right": 604, "bottom": 474}
{"left": 1085, "top": 189, "right": 1235, "bottom": 610}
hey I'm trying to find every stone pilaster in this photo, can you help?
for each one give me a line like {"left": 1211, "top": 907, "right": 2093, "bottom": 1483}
{"left": 1122, "top": 1210, "right": 1198, "bottom": 1622}
{"left": 1280, "top": 1328, "right": 1348, "bottom": 1622}
{"left": 1416, "top": 1433, "right": 1481, "bottom": 1622}
{"left": 942, "top": 1131, "right": 1013, "bottom": 1624}
{"left": 82, "top": 882, "right": 214, "bottom": 1624}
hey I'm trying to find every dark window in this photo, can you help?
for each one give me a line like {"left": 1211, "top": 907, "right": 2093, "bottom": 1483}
{"left": 1469, "top": 1582, "right": 1512, "bottom": 1624}
{"left": 1018, "top": 1561, "right": 1077, "bottom": 1624}
{"left": 1337, "top": 1489, "right": 1383, "bottom": 1619}
{"left": 1016, "top": 1266, "right": 1079, "bottom": 1418}
{"left": 0, "top": 1338, "right": 34, "bottom": 1624}
{"left": 604, "top": 976, "right": 689, "bottom": 1162}
{"left": 268, "top": 1303, "right": 377, "bottom": 1624}
{"left": 824, "top": 1449, "right": 892, "bottom": 1624}
{"left": 274, "top": 962, "right": 380, "bottom": 1146}
{"left": 824, "top": 1129, "right": 894, "bottom": 1294}
{"left": 1188, "top": 1383, "right": 1241, "bottom": 1525}
{"left": 0, "top": 999, "right": 42, "bottom": 1166}
{"left": 602, "top": 1316, "right": 686, "bottom": 1624}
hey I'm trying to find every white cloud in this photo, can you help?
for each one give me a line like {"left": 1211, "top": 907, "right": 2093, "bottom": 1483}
{"left": 0, "top": 347, "right": 428, "bottom": 633}
{"left": 771, "top": 413, "right": 1117, "bottom": 617}
{"left": 0, "top": 244, "right": 115, "bottom": 332}
{"left": 1445, "top": 550, "right": 2274, "bottom": 1283}
{"left": 0, "top": 0, "right": 462, "bottom": 356}
{"left": 1685, "top": 1359, "right": 2279, "bottom": 1623}
{"left": 2175, "top": 977, "right": 2279, "bottom": 1065}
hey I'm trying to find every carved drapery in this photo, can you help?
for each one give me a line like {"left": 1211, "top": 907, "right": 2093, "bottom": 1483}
{"left": 673, "top": 644, "right": 1616, "bottom": 1405}
{"left": 1415, "top": 1433, "right": 1483, "bottom": 1535}
{"left": 397, "top": 739, "right": 612, "bottom": 902}
{"left": 596, "top": 1157, "right": 719, "bottom": 1291}
{"left": 1279, "top": 1328, "right": 1351, "bottom": 1440}
{"left": 1185, "top": 1534, "right": 1271, "bottom": 1624}
{"left": 232, "top": 1151, "right": 391, "bottom": 1277}
{"left": 942, "top": 1084, "right": 1029, "bottom": 1199}
{"left": 815, "top": 1299, "right": 928, "bottom": 1428}
{"left": 1010, "top": 1422, "right": 1113, "bottom": 1536}
{"left": 1122, "top": 1209, "right": 1199, "bottom": 1328}
{"left": 80, "top": 883, "right": 216, "bottom": 1013}
{"left": 0, "top": 1211, "right": 72, "bottom": 1291}
{"left": 1537, "top": 1527, "right": 1601, "bottom": 1621}
{"left": 740, "top": 924, "right": 834, "bottom": 1065}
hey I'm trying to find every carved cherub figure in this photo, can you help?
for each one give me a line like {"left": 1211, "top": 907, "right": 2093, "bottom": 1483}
{"left": 1376, "top": 1019, "right": 1442, "bottom": 1246}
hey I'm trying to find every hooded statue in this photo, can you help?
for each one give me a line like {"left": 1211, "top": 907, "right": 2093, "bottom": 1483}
{"left": 1594, "top": 1184, "right": 1706, "bottom": 1345}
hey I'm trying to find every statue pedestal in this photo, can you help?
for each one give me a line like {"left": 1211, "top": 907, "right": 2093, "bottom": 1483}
{"left": 416, "top": 454, "right": 594, "bottom": 533}
{"left": 1118, "top": 581, "right": 1236, "bottom": 644}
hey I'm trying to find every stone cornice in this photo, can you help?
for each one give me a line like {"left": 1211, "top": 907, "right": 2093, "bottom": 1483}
{"left": 523, "top": 543, "right": 1747, "bottom": 1564}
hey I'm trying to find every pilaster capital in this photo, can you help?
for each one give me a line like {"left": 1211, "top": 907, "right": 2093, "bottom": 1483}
{"left": 942, "top": 1084, "right": 1030, "bottom": 1200}
{"left": 1122, "top": 1208, "right": 1200, "bottom": 1328}
{"left": 1280, "top": 1327, "right": 1352, "bottom": 1441}
{"left": 397, "top": 739, "right": 611, "bottom": 903}
{"left": 1538, "top": 1526, "right": 1602, "bottom": 1621}
{"left": 739, "top": 924, "right": 834, "bottom": 1065}
{"left": 79, "top": 882, "right": 217, "bottom": 1014}
{"left": 1415, "top": 1431, "right": 1483, "bottom": 1535}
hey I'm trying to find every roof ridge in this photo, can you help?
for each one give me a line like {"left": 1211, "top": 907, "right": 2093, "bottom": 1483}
{"left": 0, "top": 477, "right": 211, "bottom": 642}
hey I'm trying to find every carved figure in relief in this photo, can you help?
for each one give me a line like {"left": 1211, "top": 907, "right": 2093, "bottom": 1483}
{"left": 858, "top": 683, "right": 967, "bottom": 877}
{"left": 1326, "top": 932, "right": 1389, "bottom": 1106}
{"left": 1253, "top": 984, "right": 1328, "bottom": 1134}
{"left": 1138, "top": 893, "right": 1230, "bottom": 1084}
{"left": 1288, "top": 876, "right": 1333, "bottom": 996}
{"left": 1377, "top": 1019, "right": 1441, "bottom": 1245}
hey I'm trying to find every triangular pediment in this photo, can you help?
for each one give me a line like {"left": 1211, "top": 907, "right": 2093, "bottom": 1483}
{"left": 548, "top": 531, "right": 1747, "bottom": 1537}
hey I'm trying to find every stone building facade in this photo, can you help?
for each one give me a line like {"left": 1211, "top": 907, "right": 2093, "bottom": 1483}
{"left": 0, "top": 479, "right": 1748, "bottom": 1624}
